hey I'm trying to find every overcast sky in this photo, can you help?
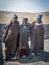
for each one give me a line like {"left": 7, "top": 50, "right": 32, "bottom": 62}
{"left": 0, "top": 0, "right": 49, "bottom": 13}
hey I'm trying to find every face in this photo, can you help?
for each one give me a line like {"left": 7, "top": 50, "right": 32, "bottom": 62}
{"left": 23, "top": 19, "right": 28, "bottom": 24}
{"left": 36, "top": 18, "right": 41, "bottom": 23}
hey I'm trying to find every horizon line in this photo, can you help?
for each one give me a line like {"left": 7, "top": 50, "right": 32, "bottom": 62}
{"left": 0, "top": 10, "right": 49, "bottom": 13}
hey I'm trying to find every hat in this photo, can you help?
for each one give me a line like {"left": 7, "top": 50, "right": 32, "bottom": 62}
{"left": 13, "top": 14, "right": 18, "bottom": 19}
{"left": 36, "top": 14, "right": 43, "bottom": 20}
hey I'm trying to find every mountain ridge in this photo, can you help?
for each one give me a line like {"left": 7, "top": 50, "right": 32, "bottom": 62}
{"left": 0, "top": 11, "right": 49, "bottom": 24}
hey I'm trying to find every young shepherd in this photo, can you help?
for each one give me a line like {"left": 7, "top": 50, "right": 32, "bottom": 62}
{"left": 30, "top": 14, "right": 44, "bottom": 55}
{"left": 19, "top": 18, "right": 30, "bottom": 57}
{"left": 3, "top": 14, "right": 19, "bottom": 61}
{"left": 35, "top": 14, "right": 44, "bottom": 52}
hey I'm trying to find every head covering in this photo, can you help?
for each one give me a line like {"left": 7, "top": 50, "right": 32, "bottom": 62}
{"left": 36, "top": 14, "right": 43, "bottom": 20}
{"left": 13, "top": 14, "right": 18, "bottom": 19}
{"left": 23, "top": 18, "right": 28, "bottom": 21}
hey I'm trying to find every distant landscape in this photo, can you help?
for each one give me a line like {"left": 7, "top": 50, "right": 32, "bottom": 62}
{"left": 0, "top": 11, "right": 49, "bottom": 24}
{"left": 0, "top": 11, "right": 49, "bottom": 39}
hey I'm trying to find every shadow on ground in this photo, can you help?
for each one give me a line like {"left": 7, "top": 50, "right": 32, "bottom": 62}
{"left": 11, "top": 51, "right": 49, "bottom": 63}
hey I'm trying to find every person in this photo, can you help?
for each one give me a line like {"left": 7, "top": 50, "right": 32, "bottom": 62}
{"left": 3, "top": 14, "right": 19, "bottom": 61}
{"left": 30, "top": 14, "right": 44, "bottom": 55}
{"left": 19, "top": 18, "right": 30, "bottom": 57}
{"left": 35, "top": 14, "right": 44, "bottom": 54}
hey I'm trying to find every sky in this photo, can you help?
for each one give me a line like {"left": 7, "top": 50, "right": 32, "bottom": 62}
{"left": 0, "top": 0, "right": 49, "bottom": 13}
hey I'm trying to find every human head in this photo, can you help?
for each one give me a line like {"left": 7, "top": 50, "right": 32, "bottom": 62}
{"left": 12, "top": 14, "right": 18, "bottom": 21}
{"left": 36, "top": 14, "right": 43, "bottom": 23}
{"left": 23, "top": 18, "right": 28, "bottom": 24}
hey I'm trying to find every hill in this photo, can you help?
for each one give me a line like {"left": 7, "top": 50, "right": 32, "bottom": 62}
{"left": 0, "top": 11, "right": 49, "bottom": 24}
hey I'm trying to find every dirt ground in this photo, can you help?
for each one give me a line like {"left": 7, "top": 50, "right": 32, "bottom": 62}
{"left": 2, "top": 39, "right": 49, "bottom": 65}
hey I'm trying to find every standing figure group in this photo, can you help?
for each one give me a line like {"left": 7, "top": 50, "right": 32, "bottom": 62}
{"left": 2, "top": 14, "right": 44, "bottom": 61}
